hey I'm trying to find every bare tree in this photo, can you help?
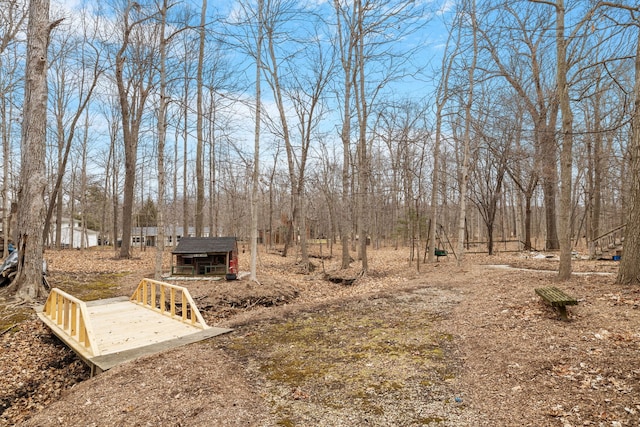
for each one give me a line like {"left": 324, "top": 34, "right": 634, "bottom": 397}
{"left": 194, "top": 0, "right": 207, "bottom": 237}
{"left": 0, "top": 0, "right": 26, "bottom": 55}
{"left": 333, "top": 0, "right": 357, "bottom": 269}
{"left": 455, "top": 0, "right": 478, "bottom": 265}
{"left": 333, "top": 0, "right": 428, "bottom": 272}
{"left": 78, "top": 109, "right": 90, "bottom": 249}
{"left": 179, "top": 35, "right": 196, "bottom": 239}
{"left": 286, "top": 37, "right": 333, "bottom": 269}
{"left": 259, "top": 0, "right": 299, "bottom": 258}
{"left": 504, "top": 101, "right": 538, "bottom": 251}
{"left": 202, "top": 41, "right": 237, "bottom": 239}
{"left": 1, "top": 0, "right": 27, "bottom": 256}
{"left": 552, "top": 0, "right": 574, "bottom": 279}
{"left": 581, "top": 58, "right": 626, "bottom": 257}
{"left": 259, "top": 1, "right": 333, "bottom": 269}
{"left": 154, "top": 0, "right": 169, "bottom": 278}
{"left": 468, "top": 93, "right": 512, "bottom": 255}
{"left": 102, "top": 98, "right": 123, "bottom": 253}
{"left": 43, "top": 12, "right": 103, "bottom": 248}
{"left": 373, "top": 101, "right": 428, "bottom": 267}
{"left": 428, "top": 13, "right": 460, "bottom": 263}
{"left": 479, "top": 2, "right": 560, "bottom": 251}
{"left": 11, "top": 0, "right": 61, "bottom": 299}
{"left": 313, "top": 141, "right": 341, "bottom": 257}
{"left": 617, "top": 7, "right": 640, "bottom": 284}
{"left": 113, "top": 0, "right": 157, "bottom": 259}
{"left": 250, "top": 0, "right": 264, "bottom": 282}
{"left": 531, "top": 0, "right": 605, "bottom": 279}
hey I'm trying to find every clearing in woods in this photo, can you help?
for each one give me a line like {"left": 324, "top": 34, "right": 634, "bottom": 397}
{"left": 1, "top": 247, "right": 638, "bottom": 426}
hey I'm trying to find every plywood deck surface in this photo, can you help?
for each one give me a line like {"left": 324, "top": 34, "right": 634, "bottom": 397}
{"left": 89, "top": 301, "right": 198, "bottom": 354}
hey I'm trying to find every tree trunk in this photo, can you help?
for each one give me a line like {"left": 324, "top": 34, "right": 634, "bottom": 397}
{"left": 265, "top": 24, "right": 295, "bottom": 258}
{"left": 11, "top": 0, "right": 54, "bottom": 300}
{"left": 524, "top": 186, "right": 534, "bottom": 250}
{"left": 298, "top": 197, "right": 309, "bottom": 268}
{"left": 487, "top": 220, "right": 495, "bottom": 255}
{"left": 155, "top": 0, "right": 168, "bottom": 279}
{"left": 173, "top": 122, "right": 179, "bottom": 246}
{"left": 541, "top": 132, "right": 560, "bottom": 251}
{"left": 429, "top": 24, "right": 458, "bottom": 262}
{"left": 111, "top": 139, "right": 119, "bottom": 254}
{"left": 119, "top": 131, "right": 136, "bottom": 258}
{"left": 456, "top": 0, "right": 477, "bottom": 265}
{"left": 354, "top": 0, "right": 369, "bottom": 274}
{"left": 556, "top": 0, "right": 573, "bottom": 280}
{"left": 334, "top": 0, "right": 355, "bottom": 270}
{"left": 54, "top": 109, "right": 64, "bottom": 248}
{"left": 586, "top": 87, "right": 605, "bottom": 258}
{"left": 249, "top": 0, "right": 263, "bottom": 282}
{"left": 195, "top": 0, "right": 206, "bottom": 237}
{"left": 116, "top": 2, "right": 153, "bottom": 259}
{"left": 428, "top": 96, "right": 444, "bottom": 263}
{"left": 617, "top": 29, "right": 640, "bottom": 285}
{"left": 70, "top": 170, "right": 76, "bottom": 249}
{"left": 101, "top": 125, "right": 113, "bottom": 249}
{"left": 1, "top": 96, "right": 9, "bottom": 256}
{"left": 182, "top": 75, "right": 189, "bottom": 238}
{"left": 207, "top": 97, "right": 217, "bottom": 238}
{"left": 80, "top": 110, "right": 89, "bottom": 250}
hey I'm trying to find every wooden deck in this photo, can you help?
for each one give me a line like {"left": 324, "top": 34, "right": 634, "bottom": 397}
{"left": 37, "top": 279, "right": 232, "bottom": 375}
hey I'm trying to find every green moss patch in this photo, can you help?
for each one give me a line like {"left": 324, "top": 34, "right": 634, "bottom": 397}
{"left": 223, "top": 291, "right": 457, "bottom": 425}
{"left": 52, "top": 272, "right": 127, "bottom": 301}
{"left": 0, "top": 311, "right": 34, "bottom": 334}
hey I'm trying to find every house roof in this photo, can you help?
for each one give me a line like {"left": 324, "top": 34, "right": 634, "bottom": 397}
{"left": 172, "top": 237, "right": 237, "bottom": 254}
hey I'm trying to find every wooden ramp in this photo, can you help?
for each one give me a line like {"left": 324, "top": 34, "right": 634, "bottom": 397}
{"left": 37, "top": 278, "right": 232, "bottom": 375}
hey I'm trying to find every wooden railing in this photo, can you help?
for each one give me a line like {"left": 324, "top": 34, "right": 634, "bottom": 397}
{"left": 171, "top": 265, "right": 195, "bottom": 276}
{"left": 42, "top": 288, "right": 99, "bottom": 356}
{"left": 130, "top": 279, "right": 209, "bottom": 329}
{"left": 589, "top": 224, "right": 626, "bottom": 259}
{"left": 203, "top": 264, "right": 226, "bottom": 275}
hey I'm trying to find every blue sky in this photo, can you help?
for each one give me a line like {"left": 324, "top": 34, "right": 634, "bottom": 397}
{"left": 40, "top": 0, "right": 456, "bottom": 181}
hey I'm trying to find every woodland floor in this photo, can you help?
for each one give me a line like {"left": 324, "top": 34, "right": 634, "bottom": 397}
{"left": 0, "top": 246, "right": 638, "bottom": 426}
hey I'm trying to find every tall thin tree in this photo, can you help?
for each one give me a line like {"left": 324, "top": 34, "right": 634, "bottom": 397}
{"left": 115, "top": 1, "right": 156, "bottom": 259}
{"left": 195, "top": 0, "right": 207, "bottom": 237}
{"left": 154, "top": 0, "right": 169, "bottom": 278}
{"left": 250, "top": 0, "right": 264, "bottom": 282}
{"left": 456, "top": 0, "right": 478, "bottom": 265}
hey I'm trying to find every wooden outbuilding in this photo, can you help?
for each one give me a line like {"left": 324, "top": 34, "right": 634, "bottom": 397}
{"left": 171, "top": 237, "right": 239, "bottom": 280}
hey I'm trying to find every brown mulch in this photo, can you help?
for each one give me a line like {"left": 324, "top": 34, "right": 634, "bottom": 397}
{"left": 1, "top": 248, "right": 639, "bottom": 426}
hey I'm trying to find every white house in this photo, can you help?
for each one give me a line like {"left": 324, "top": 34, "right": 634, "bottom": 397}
{"left": 51, "top": 218, "right": 99, "bottom": 248}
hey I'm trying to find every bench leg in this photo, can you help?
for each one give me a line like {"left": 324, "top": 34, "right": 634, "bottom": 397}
{"left": 557, "top": 306, "right": 569, "bottom": 321}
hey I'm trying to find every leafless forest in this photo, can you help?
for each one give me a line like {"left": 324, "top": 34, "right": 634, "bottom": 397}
{"left": 2, "top": 0, "right": 640, "bottom": 289}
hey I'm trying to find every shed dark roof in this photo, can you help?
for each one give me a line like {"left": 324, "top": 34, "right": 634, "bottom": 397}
{"left": 172, "top": 237, "right": 237, "bottom": 254}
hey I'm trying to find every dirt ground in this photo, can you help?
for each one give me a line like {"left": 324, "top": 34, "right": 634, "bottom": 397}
{"left": 1, "top": 247, "right": 639, "bottom": 426}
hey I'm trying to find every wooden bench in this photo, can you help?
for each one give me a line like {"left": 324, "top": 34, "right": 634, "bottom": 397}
{"left": 535, "top": 286, "right": 578, "bottom": 320}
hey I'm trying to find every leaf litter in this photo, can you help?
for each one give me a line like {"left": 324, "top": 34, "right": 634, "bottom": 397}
{"left": 0, "top": 247, "right": 638, "bottom": 426}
